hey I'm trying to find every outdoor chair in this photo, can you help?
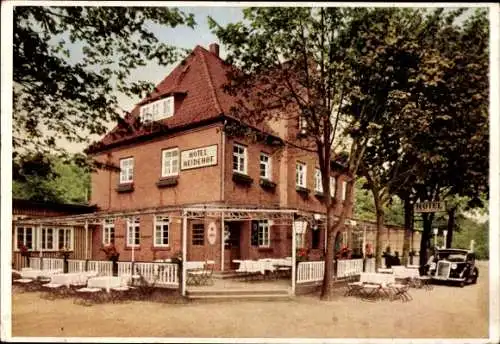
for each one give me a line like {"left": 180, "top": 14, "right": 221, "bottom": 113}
{"left": 41, "top": 283, "right": 67, "bottom": 300}
{"left": 389, "top": 282, "right": 412, "bottom": 302}
{"left": 110, "top": 286, "right": 132, "bottom": 303}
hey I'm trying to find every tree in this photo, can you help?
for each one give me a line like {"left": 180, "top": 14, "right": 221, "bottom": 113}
{"left": 13, "top": 153, "right": 91, "bottom": 204}
{"left": 209, "top": 7, "right": 427, "bottom": 298}
{"left": 13, "top": 6, "right": 195, "bottom": 169}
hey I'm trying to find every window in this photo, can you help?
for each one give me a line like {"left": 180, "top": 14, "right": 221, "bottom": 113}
{"left": 299, "top": 116, "right": 308, "bottom": 132}
{"left": 154, "top": 216, "right": 169, "bottom": 246}
{"left": 342, "top": 181, "right": 347, "bottom": 200}
{"left": 127, "top": 217, "right": 140, "bottom": 246}
{"left": 314, "top": 169, "right": 323, "bottom": 193}
{"left": 41, "top": 228, "right": 55, "bottom": 250}
{"left": 260, "top": 153, "right": 271, "bottom": 179}
{"left": 58, "top": 228, "right": 73, "bottom": 250}
{"left": 16, "top": 227, "right": 34, "bottom": 250}
{"left": 233, "top": 144, "right": 247, "bottom": 174}
{"left": 192, "top": 223, "right": 205, "bottom": 246}
{"left": 312, "top": 228, "right": 321, "bottom": 249}
{"left": 140, "top": 96, "right": 175, "bottom": 122}
{"left": 296, "top": 162, "right": 307, "bottom": 188}
{"left": 162, "top": 148, "right": 179, "bottom": 177}
{"left": 330, "top": 176, "right": 336, "bottom": 197}
{"left": 251, "top": 220, "right": 270, "bottom": 247}
{"left": 120, "top": 157, "right": 134, "bottom": 184}
{"left": 103, "top": 219, "right": 115, "bottom": 246}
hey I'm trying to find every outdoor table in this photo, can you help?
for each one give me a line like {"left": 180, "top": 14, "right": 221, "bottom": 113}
{"left": 87, "top": 276, "right": 123, "bottom": 292}
{"left": 21, "top": 269, "right": 63, "bottom": 280}
{"left": 50, "top": 271, "right": 97, "bottom": 287}
{"left": 378, "top": 268, "right": 393, "bottom": 274}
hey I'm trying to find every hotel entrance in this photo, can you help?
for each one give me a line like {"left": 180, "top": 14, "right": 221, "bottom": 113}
{"left": 223, "top": 221, "right": 241, "bottom": 270}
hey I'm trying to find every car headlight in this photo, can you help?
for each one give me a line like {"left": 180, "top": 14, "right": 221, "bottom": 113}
{"left": 451, "top": 263, "right": 458, "bottom": 270}
{"left": 430, "top": 262, "right": 436, "bottom": 269}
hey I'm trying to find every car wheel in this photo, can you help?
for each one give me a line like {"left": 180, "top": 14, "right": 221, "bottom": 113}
{"left": 472, "top": 268, "right": 478, "bottom": 284}
{"left": 459, "top": 281, "right": 465, "bottom": 288}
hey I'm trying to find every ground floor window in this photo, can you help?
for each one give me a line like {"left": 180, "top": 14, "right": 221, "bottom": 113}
{"left": 16, "top": 227, "right": 34, "bottom": 250}
{"left": 251, "top": 220, "right": 270, "bottom": 247}
{"left": 58, "top": 228, "right": 73, "bottom": 250}
{"left": 127, "top": 217, "right": 140, "bottom": 246}
{"left": 192, "top": 223, "right": 205, "bottom": 246}
{"left": 351, "top": 230, "right": 364, "bottom": 258}
{"left": 41, "top": 228, "right": 55, "bottom": 250}
{"left": 154, "top": 216, "right": 169, "bottom": 247}
{"left": 103, "top": 219, "right": 115, "bottom": 245}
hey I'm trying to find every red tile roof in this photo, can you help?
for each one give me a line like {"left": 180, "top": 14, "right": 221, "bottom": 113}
{"left": 94, "top": 45, "right": 273, "bottom": 151}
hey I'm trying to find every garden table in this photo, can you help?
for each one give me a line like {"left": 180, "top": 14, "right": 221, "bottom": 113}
{"left": 50, "top": 271, "right": 98, "bottom": 287}
{"left": 87, "top": 276, "right": 123, "bottom": 292}
{"left": 21, "top": 269, "right": 63, "bottom": 279}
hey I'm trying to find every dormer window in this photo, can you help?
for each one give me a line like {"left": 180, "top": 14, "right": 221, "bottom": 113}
{"left": 140, "top": 96, "right": 174, "bottom": 123}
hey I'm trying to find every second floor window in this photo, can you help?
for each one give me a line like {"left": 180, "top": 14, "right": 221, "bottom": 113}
{"left": 233, "top": 144, "right": 247, "bottom": 174}
{"left": 154, "top": 216, "right": 169, "bottom": 246}
{"left": 58, "top": 228, "right": 73, "bottom": 250}
{"left": 16, "top": 227, "right": 33, "bottom": 250}
{"left": 120, "top": 157, "right": 134, "bottom": 184}
{"left": 296, "top": 162, "right": 307, "bottom": 188}
{"left": 260, "top": 153, "right": 271, "bottom": 179}
{"left": 314, "top": 169, "right": 322, "bottom": 193}
{"left": 103, "top": 219, "right": 115, "bottom": 246}
{"left": 162, "top": 148, "right": 179, "bottom": 177}
{"left": 127, "top": 217, "right": 140, "bottom": 246}
{"left": 41, "top": 228, "right": 55, "bottom": 250}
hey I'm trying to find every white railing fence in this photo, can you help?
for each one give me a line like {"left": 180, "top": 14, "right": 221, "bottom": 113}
{"left": 68, "top": 259, "right": 86, "bottom": 273}
{"left": 365, "top": 258, "right": 376, "bottom": 273}
{"left": 133, "top": 262, "right": 178, "bottom": 286}
{"left": 296, "top": 258, "right": 377, "bottom": 284}
{"left": 29, "top": 257, "right": 41, "bottom": 270}
{"left": 42, "top": 258, "right": 64, "bottom": 271}
{"left": 87, "top": 260, "right": 113, "bottom": 276}
{"left": 336, "top": 258, "right": 364, "bottom": 278}
{"left": 296, "top": 261, "right": 325, "bottom": 284}
{"left": 118, "top": 262, "right": 132, "bottom": 276}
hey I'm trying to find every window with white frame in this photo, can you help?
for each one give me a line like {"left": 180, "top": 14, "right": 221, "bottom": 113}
{"left": 154, "top": 216, "right": 169, "bottom": 247}
{"left": 140, "top": 96, "right": 174, "bottom": 122}
{"left": 330, "top": 176, "right": 336, "bottom": 197}
{"left": 162, "top": 148, "right": 179, "bottom": 177}
{"left": 16, "top": 227, "right": 34, "bottom": 250}
{"left": 41, "top": 227, "right": 55, "bottom": 250}
{"left": 119, "top": 157, "right": 134, "bottom": 184}
{"left": 127, "top": 217, "right": 140, "bottom": 246}
{"left": 257, "top": 220, "right": 270, "bottom": 247}
{"left": 314, "top": 169, "right": 323, "bottom": 193}
{"left": 296, "top": 162, "right": 307, "bottom": 188}
{"left": 103, "top": 219, "right": 115, "bottom": 246}
{"left": 58, "top": 228, "right": 73, "bottom": 250}
{"left": 233, "top": 144, "right": 247, "bottom": 174}
{"left": 260, "top": 153, "right": 271, "bottom": 179}
{"left": 342, "top": 181, "right": 347, "bottom": 200}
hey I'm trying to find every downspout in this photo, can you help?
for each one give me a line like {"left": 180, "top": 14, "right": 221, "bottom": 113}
{"left": 220, "top": 122, "right": 226, "bottom": 202}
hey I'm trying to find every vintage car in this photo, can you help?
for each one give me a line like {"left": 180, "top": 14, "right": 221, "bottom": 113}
{"left": 427, "top": 248, "right": 478, "bottom": 287}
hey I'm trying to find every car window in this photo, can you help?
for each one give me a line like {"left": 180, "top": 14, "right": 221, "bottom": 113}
{"left": 439, "top": 253, "right": 466, "bottom": 262}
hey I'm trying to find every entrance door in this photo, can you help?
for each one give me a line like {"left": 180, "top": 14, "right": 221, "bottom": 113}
{"left": 224, "top": 222, "right": 241, "bottom": 270}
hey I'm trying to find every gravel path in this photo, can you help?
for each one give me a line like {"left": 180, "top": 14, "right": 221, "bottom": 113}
{"left": 11, "top": 261, "right": 489, "bottom": 339}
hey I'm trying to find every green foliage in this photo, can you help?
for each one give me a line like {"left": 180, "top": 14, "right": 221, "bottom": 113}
{"left": 12, "top": 153, "right": 90, "bottom": 204}
{"left": 13, "top": 6, "right": 195, "bottom": 162}
{"left": 354, "top": 178, "right": 404, "bottom": 226}
{"left": 453, "top": 218, "right": 489, "bottom": 260}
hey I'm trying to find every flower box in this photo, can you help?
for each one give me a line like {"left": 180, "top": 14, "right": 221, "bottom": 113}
{"left": 259, "top": 178, "right": 276, "bottom": 190}
{"left": 116, "top": 183, "right": 134, "bottom": 193}
{"left": 156, "top": 176, "right": 179, "bottom": 188}
{"left": 232, "top": 172, "right": 253, "bottom": 185}
{"left": 296, "top": 186, "right": 310, "bottom": 196}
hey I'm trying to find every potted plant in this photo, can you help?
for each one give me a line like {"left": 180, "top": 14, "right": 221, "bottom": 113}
{"left": 19, "top": 244, "right": 30, "bottom": 268}
{"left": 171, "top": 250, "right": 183, "bottom": 286}
{"left": 102, "top": 244, "right": 120, "bottom": 276}
{"left": 296, "top": 248, "right": 309, "bottom": 269}
{"left": 336, "top": 246, "right": 352, "bottom": 260}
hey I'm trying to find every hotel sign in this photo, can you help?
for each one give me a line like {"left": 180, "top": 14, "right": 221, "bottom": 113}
{"left": 181, "top": 145, "right": 217, "bottom": 170}
{"left": 414, "top": 201, "right": 446, "bottom": 213}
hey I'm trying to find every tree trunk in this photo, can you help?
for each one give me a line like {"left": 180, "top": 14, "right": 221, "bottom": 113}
{"left": 320, "top": 205, "right": 336, "bottom": 299}
{"left": 374, "top": 205, "right": 385, "bottom": 269}
{"left": 446, "top": 207, "right": 456, "bottom": 249}
{"left": 401, "top": 196, "right": 413, "bottom": 266}
{"left": 419, "top": 212, "right": 434, "bottom": 274}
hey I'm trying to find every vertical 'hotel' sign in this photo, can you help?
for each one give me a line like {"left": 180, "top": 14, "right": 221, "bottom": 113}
{"left": 181, "top": 145, "right": 217, "bottom": 170}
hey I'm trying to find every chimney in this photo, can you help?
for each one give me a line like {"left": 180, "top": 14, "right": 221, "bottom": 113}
{"left": 209, "top": 43, "right": 220, "bottom": 57}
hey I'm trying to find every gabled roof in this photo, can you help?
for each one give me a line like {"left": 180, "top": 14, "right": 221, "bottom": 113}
{"left": 93, "top": 45, "right": 268, "bottom": 152}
